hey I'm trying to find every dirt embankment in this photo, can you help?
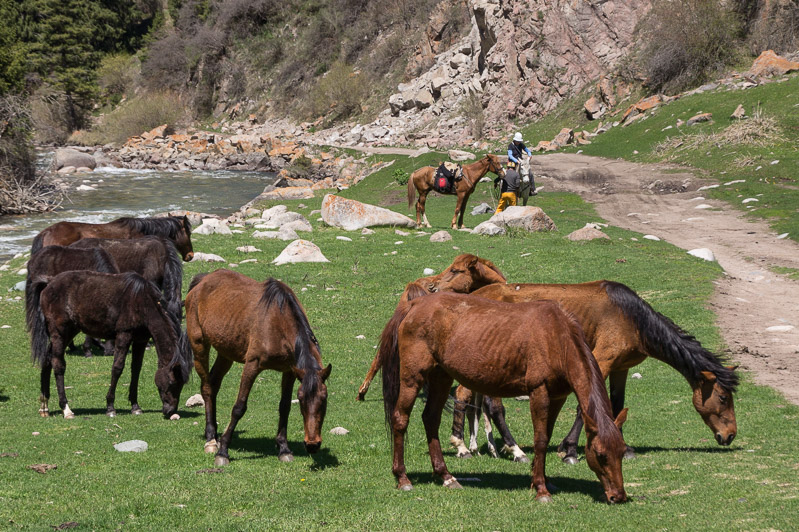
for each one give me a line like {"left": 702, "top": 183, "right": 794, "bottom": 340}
{"left": 533, "top": 153, "right": 799, "bottom": 404}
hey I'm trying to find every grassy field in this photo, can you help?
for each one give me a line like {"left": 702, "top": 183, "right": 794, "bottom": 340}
{"left": 2, "top": 154, "right": 799, "bottom": 530}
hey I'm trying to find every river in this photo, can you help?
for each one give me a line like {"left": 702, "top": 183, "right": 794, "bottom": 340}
{"left": 0, "top": 165, "right": 275, "bottom": 262}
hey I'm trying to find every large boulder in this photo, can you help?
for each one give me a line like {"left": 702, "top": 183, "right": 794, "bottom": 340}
{"left": 487, "top": 206, "right": 557, "bottom": 232}
{"left": 193, "top": 218, "right": 232, "bottom": 235}
{"left": 259, "top": 211, "right": 307, "bottom": 229}
{"left": 472, "top": 221, "right": 505, "bottom": 236}
{"left": 53, "top": 148, "right": 96, "bottom": 171}
{"left": 273, "top": 240, "right": 329, "bottom": 265}
{"left": 747, "top": 50, "right": 799, "bottom": 77}
{"left": 321, "top": 194, "right": 416, "bottom": 231}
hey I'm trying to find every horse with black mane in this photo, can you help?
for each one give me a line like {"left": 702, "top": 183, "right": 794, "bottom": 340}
{"left": 28, "top": 271, "right": 192, "bottom": 418}
{"left": 185, "top": 269, "right": 332, "bottom": 466}
{"left": 379, "top": 292, "right": 628, "bottom": 503}
{"left": 31, "top": 215, "right": 194, "bottom": 262}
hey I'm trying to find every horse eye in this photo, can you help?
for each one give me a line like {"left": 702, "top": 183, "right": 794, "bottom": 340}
{"left": 719, "top": 395, "right": 727, "bottom": 403}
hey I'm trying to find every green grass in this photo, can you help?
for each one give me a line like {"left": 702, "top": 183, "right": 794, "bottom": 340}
{"left": 552, "top": 73, "right": 799, "bottom": 243}
{"left": 2, "top": 156, "right": 799, "bottom": 530}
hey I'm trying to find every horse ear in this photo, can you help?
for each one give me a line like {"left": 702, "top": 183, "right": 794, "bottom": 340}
{"left": 699, "top": 371, "right": 717, "bottom": 384}
{"left": 727, "top": 365, "right": 739, "bottom": 372}
{"left": 614, "top": 408, "right": 628, "bottom": 430}
{"left": 320, "top": 364, "right": 332, "bottom": 382}
{"left": 465, "top": 254, "right": 479, "bottom": 268}
{"left": 292, "top": 367, "right": 306, "bottom": 381}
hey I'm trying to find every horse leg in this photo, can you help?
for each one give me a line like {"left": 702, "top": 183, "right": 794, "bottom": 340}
{"left": 50, "top": 334, "right": 74, "bottom": 419}
{"left": 486, "top": 396, "right": 529, "bottom": 463}
{"left": 105, "top": 332, "right": 133, "bottom": 417}
{"left": 451, "top": 196, "right": 462, "bottom": 229}
{"left": 482, "top": 408, "right": 498, "bottom": 458}
{"left": 391, "top": 378, "right": 423, "bottom": 491}
{"left": 127, "top": 337, "right": 147, "bottom": 415}
{"left": 609, "top": 369, "right": 635, "bottom": 459}
{"left": 356, "top": 351, "right": 381, "bottom": 401}
{"left": 39, "top": 359, "right": 52, "bottom": 417}
{"left": 467, "top": 392, "right": 482, "bottom": 456}
{"left": 529, "top": 386, "right": 561, "bottom": 502}
{"left": 215, "top": 359, "right": 260, "bottom": 466}
{"left": 422, "top": 368, "right": 461, "bottom": 489}
{"left": 276, "top": 371, "right": 296, "bottom": 462}
{"left": 558, "top": 406, "right": 584, "bottom": 465}
{"left": 417, "top": 191, "right": 432, "bottom": 229}
{"left": 450, "top": 385, "right": 473, "bottom": 458}
{"left": 202, "top": 355, "right": 234, "bottom": 454}
{"left": 457, "top": 192, "right": 472, "bottom": 229}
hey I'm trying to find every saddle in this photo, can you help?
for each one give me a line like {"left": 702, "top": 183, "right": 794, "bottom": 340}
{"left": 433, "top": 162, "right": 461, "bottom": 194}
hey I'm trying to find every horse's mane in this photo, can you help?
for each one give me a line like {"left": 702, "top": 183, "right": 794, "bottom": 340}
{"left": 602, "top": 281, "right": 738, "bottom": 392}
{"left": 260, "top": 278, "right": 322, "bottom": 395}
{"left": 113, "top": 216, "right": 190, "bottom": 239}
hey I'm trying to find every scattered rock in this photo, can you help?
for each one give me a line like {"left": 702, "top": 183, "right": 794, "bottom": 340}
{"left": 256, "top": 187, "right": 314, "bottom": 201}
{"left": 336, "top": 236, "right": 353, "bottom": 241}
{"left": 766, "top": 325, "right": 794, "bottom": 332}
{"left": 487, "top": 206, "right": 557, "bottom": 232}
{"left": 687, "top": 113, "right": 712, "bottom": 126}
{"left": 329, "top": 426, "right": 350, "bottom": 435}
{"left": 252, "top": 227, "right": 299, "bottom": 241}
{"left": 236, "top": 246, "right": 261, "bottom": 253}
{"left": 28, "top": 463, "right": 57, "bottom": 474}
{"left": 642, "top": 235, "right": 661, "bottom": 241}
{"left": 747, "top": 50, "right": 799, "bottom": 77}
{"left": 423, "top": 268, "right": 435, "bottom": 275}
{"left": 321, "top": 194, "right": 416, "bottom": 231}
{"left": 448, "top": 149, "right": 475, "bottom": 162}
{"left": 193, "top": 218, "right": 232, "bottom": 235}
{"left": 742, "top": 198, "right": 758, "bottom": 204}
{"left": 395, "top": 229, "right": 410, "bottom": 236}
{"left": 471, "top": 221, "right": 505, "bottom": 236}
{"left": 185, "top": 394, "right": 204, "bottom": 408}
{"left": 430, "top": 231, "right": 452, "bottom": 242}
{"left": 280, "top": 218, "right": 313, "bottom": 233}
{"left": 471, "top": 202, "right": 493, "bottom": 215}
{"left": 695, "top": 204, "right": 714, "bottom": 210}
{"left": 75, "top": 184, "right": 96, "bottom": 191}
{"left": 730, "top": 104, "right": 746, "bottom": 120}
{"left": 273, "top": 240, "right": 330, "bottom": 265}
{"left": 361, "top": 228, "right": 375, "bottom": 235}
{"left": 567, "top": 225, "right": 610, "bottom": 241}
{"left": 190, "top": 252, "right": 226, "bottom": 263}
{"left": 113, "top": 440, "right": 148, "bottom": 452}
{"left": 688, "top": 248, "right": 716, "bottom": 261}
{"left": 13, "top": 280, "right": 25, "bottom": 291}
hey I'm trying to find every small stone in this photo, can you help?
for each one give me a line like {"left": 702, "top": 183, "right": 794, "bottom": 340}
{"left": 236, "top": 246, "right": 261, "bottom": 253}
{"left": 430, "top": 231, "right": 452, "bottom": 243}
{"left": 423, "top": 268, "right": 435, "bottom": 275}
{"left": 361, "top": 228, "right": 375, "bottom": 235}
{"left": 1, "top": 325, "right": 10, "bottom": 329}
{"left": 336, "top": 236, "right": 353, "bottom": 241}
{"left": 17, "top": 268, "right": 27, "bottom": 276}
{"left": 631, "top": 373, "right": 642, "bottom": 379}
{"left": 395, "top": 230, "right": 410, "bottom": 236}
{"left": 742, "top": 198, "right": 758, "bottom": 204}
{"left": 355, "top": 335, "right": 366, "bottom": 339}
{"left": 113, "top": 440, "right": 148, "bottom": 452}
{"left": 776, "top": 233, "right": 789, "bottom": 239}
{"left": 688, "top": 248, "right": 716, "bottom": 261}
{"left": 642, "top": 235, "right": 661, "bottom": 241}
{"left": 329, "top": 426, "right": 349, "bottom": 435}
{"left": 766, "top": 325, "right": 795, "bottom": 332}
{"left": 770, "top": 160, "right": 779, "bottom": 165}
{"left": 394, "top": 241, "right": 404, "bottom": 245}
{"left": 190, "top": 252, "right": 226, "bottom": 263}
{"left": 695, "top": 204, "right": 713, "bottom": 210}
{"left": 185, "top": 394, "right": 204, "bottom": 408}
{"left": 169, "top": 413, "right": 180, "bottom": 421}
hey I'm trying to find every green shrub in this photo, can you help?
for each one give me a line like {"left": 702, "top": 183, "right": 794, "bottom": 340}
{"left": 78, "top": 91, "right": 186, "bottom": 145}
{"left": 392, "top": 167, "right": 409, "bottom": 186}
{"left": 97, "top": 54, "right": 139, "bottom": 101}
{"left": 307, "top": 61, "right": 367, "bottom": 121}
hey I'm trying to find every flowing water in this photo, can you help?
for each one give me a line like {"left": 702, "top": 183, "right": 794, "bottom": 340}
{"left": 0, "top": 165, "right": 275, "bottom": 262}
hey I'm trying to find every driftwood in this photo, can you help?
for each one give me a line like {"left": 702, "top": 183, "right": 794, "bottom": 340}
{"left": 0, "top": 173, "right": 64, "bottom": 215}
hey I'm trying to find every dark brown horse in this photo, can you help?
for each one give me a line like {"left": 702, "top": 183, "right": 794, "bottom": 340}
{"left": 408, "top": 154, "right": 504, "bottom": 229}
{"left": 185, "top": 270, "right": 332, "bottom": 466}
{"left": 28, "top": 271, "right": 192, "bottom": 418}
{"left": 379, "top": 292, "right": 628, "bottom": 502}
{"left": 433, "top": 254, "right": 739, "bottom": 463}
{"left": 31, "top": 215, "right": 194, "bottom": 262}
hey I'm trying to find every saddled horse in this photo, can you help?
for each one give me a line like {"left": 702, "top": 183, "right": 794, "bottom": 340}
{"left": 31, "top": 215, "right": 194, "bottom": 262}
{"left": 70, "top": 236, "right": 183, "bottom": 318}
{"left": 185, "top": 270, "right": 332, "bottom": 466}
{"left": 433, "top": 254, "right": 739, "bottom": 463}
{"left": 28, "top": 271, "right": 192, "bottom": 418}
{"left": 408, "top": 153, "right": 504, "bottom": 229}
{"left": 379, "top": 292, "right": 628, "bottom": 503}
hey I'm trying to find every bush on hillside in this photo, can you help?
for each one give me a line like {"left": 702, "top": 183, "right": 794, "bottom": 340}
{"left": 76, "top": 92, "right": 187, "bottom": 145}
{"left": 30, "top": 87, "right": 74, "bottom": 145}
{"left": 307, "top": 61, "right": 367, "bottom": 120}
{"left": 97, "top": 54, "right": 140, "bottom": 102}
{"left": 745, "top": 1, "right": 799, "bottom": 55}
{"left": 639, "top": 0, "right": 743, "bottom": 93}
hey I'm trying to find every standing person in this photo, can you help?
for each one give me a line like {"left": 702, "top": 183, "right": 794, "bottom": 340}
{"left": 508, "top": 132, "right": 537, "bottom": 198}
{"left": 494, "top": 161, "right": 520, "bottom": 214}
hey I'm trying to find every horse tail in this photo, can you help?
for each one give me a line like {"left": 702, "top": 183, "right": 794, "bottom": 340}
{"left": 163, "top": 294, "right": 193, "bottom": 384}
{"left": 407, "top": 171, "right": 417, "bottom": 209}
{"left": 261, "top": 279, "right": 322, "bottom": 395}
{"left": 161, "top": 240, "right": 184, "bottom": 318}
{"left": 187, "top": 272, "right": 209, "bottom": 294}
{"left": 28, "top": 276, "right": 53, "bottom": 367}
{"left": 602, "top": 280, "right": 739, "bottom": 392}
{"left": 379, "top": 300, "right": 413, "bottom": 442}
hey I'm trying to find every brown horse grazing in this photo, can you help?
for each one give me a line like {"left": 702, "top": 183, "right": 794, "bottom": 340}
{"left": 379, "top": 292, "right": 628, "bottom": 502}
{"left": 355, "top": 255, "right": 507, "bottom": 401}
{"left": 31, "top": 215, "right": 194, "bottom": 262}
{"left": 408, "top": 153, "right": 504, "bottom": 229}
{"left": 433, "top": 254, "right": 740, "bottom": 463}
{"left": 184, "top": 270, "right": 332, "bottom": 466}
{"left": 28, "top": 271, "right": 192, "bottom": 418}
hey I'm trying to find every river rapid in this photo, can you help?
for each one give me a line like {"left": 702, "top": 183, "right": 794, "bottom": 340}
{"left": 0, "top": 165, "right": 275, "bottom": 262}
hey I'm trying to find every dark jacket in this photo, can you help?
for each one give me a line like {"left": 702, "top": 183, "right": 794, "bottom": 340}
{"left": 495, "top": 168, "right": 520, "bottom": 194}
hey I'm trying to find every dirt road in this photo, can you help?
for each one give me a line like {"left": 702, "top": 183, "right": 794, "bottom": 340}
{"left": 533, "top": 153, "right": 799, "bottom": 404}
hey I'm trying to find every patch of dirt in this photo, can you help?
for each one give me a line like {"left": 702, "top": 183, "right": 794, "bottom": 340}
{"left": 533, "top": 153, "right": 799, "bottom": 404}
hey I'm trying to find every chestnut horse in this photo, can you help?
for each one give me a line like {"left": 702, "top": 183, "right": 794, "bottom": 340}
{"left": 433, "top": 254, "right": 739, "bottom": 463}
{"left": 379, "top": 292, "right": 628, "bottom": 502}
{"left": 185, "top": 270, "right": 332, "bottom": 466}
{"left": 28, "top": 271, "right": 191, "bottom": 419}
{"left": 408, "top": 153, "right": 504, "bottom": 229}
{"left": 31, "top": 215, "right": 194, "bottom": 262}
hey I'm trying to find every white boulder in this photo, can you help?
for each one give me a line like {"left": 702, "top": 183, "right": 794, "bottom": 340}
{"left": 273, "top": 240, "right": 330, "bottom": 265}
{"left": 487, "top": 206, "right": 557, "bottom": 232}
{"left": 321, "top": 194, "right": 416, "bottom": 231}
{"left": 687, "top": 248, "right": 716, "bottom": 261}
{"left": 472, "top": 221, "right": 505, "bottom": 236}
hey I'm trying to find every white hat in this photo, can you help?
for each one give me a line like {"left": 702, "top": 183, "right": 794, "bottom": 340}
{"left": 513, "top": 132, "right": 523, "bottom": 142}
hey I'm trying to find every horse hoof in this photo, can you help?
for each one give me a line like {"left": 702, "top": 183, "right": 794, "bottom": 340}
{"left": 214, "top": 455, "right": 230, "bottom": 467}
{"left": 107, "top": 411, "right": 116, "bottom": 418}
{"left": 38, "top": 410, "right": 49, "bottom": 418}
{"left": 562, "top": 456, "right": 579, "bottom": 465}
{"left": 514, "top": 455, "right": 530, "bottom": 464}
{"left": 63, "top": 406, "right": 75, "bottom": 420}
{"left": 279, "top": 453, "right": 294, "bottom": 463}
{"left": 355, "top": 393, "right": 365, "bottom": 402}
{"left": 131, "top": 408, "right": 143, "bottom": 416}
{"left": 536, "top": 495, "right": 553, "bottom": 503}
{"left": 398, "top": 483, "right": 413, "bottom": 491}
{"left": 443, "top": 478, "right": 463, "bottom": 489}
{"left": 204, "top": 440, "right": 218, "bottom": 454}
{"left": 456, "top": 451, "right": 472, "bottom": 459}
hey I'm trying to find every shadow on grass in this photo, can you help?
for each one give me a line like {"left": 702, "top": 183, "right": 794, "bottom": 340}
{"left": 404, "top": 471, "right": 608, "bottom": 502}
{"left": 227, "top": 434, "right": 340, "bottom": 469}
